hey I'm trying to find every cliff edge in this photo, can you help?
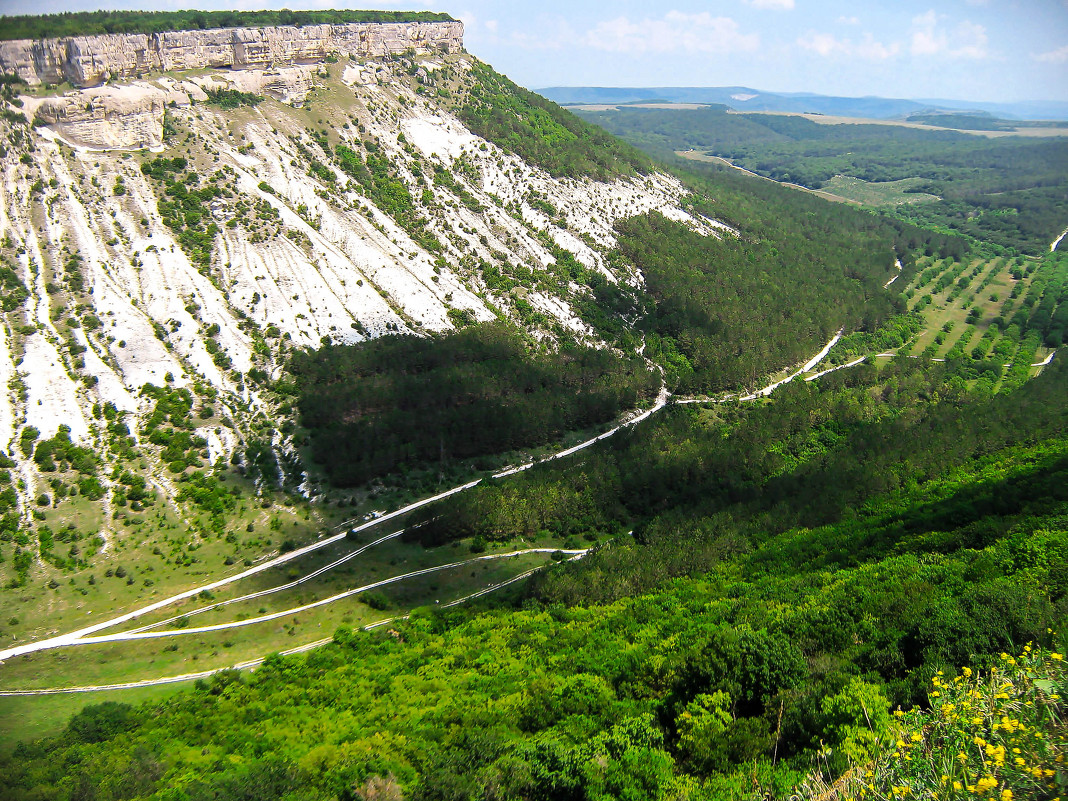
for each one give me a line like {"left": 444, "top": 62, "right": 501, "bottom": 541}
{"left": 0, "top": 20, "right": 464, "bottom": 87}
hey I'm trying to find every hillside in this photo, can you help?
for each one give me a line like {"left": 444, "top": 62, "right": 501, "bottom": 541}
{"left": 0, "top": 12, "right": 1064, "bottom": 801}
{"left": 4, "top": 342, "right": 1066, "bottom": 801}
{"left": 575, "top": 104, "right": 1068, "bottom": 254}
{"left": 0, "top": 18, "right": 938, "bottom": 646}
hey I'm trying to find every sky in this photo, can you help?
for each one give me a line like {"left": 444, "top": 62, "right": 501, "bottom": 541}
{"left": 1, "top": 0, "right": 1066, "bottom": 102}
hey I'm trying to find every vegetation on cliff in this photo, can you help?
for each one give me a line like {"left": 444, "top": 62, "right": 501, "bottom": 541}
{"left": 455, "top": 61, "right": 655, "bottom": 181}
{"left": 0, "top": 9, "right": 456, "bottom": 40}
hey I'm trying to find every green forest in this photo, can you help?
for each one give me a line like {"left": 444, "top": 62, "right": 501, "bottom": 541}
{"left": 577, "top": 106, "right": 1068, "bottom": 255}
{"left": 0, "top": 10, "right": 455, "bottom": 40}
{"left": 5, "top": 356, "right": 1066, "bottom": 800}
{"left": 286, "top": 323, "right": 658, "bottom": 486}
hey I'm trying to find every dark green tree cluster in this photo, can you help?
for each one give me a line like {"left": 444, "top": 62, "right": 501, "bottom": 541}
{"left": 904, "top": 112, "right": 1018, "bottom": 131}
{"left": 0, "top": 10, "right": 455, "bottom": 40}
{"left": 0, "top": 256, "right": 29, "bottom": 310}
{"left": 203, "top": 89, "right": 263, "bottom": 110}
{"left": 25, "top": 424, "right": 98, "bottom": 475}
{"left": 286, "top": 322, "right": 658, "bottom": 486}
{"left": 139, "top": 384, "right": 207, "bottom": 474}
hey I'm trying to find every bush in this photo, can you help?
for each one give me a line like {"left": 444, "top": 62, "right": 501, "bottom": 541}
{"left": 361, "top": 592, "right": 390, "bottom": 611}
{"left": 797, "top": 644, "right": 1068, "bottom": 800}
{"left": 66, "top": 702, "right": 138, "bottom": 744}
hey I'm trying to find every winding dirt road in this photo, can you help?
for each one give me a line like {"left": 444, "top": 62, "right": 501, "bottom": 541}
{"left": 0, "top": 330, "right": 846, "bottom": 690}
{"left": 0, "top": 562, "right": 567, "bottom": 695}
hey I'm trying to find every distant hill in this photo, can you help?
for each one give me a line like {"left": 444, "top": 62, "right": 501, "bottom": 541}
{"left": 538, "top": 86, "right": 1068, "bottom": 122}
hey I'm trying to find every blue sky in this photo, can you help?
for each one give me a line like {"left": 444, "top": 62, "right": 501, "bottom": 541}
{"left": 1, "top": 0, "right": 1066, "bottom": 102}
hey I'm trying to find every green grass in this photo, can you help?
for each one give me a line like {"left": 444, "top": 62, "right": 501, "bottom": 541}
{"left": 818, "top": 175, "right": 940, "bottom": 207}
{"left": 0, "top": 540, "right": 557, "bottom": 692}
{"left": 0, "top": 544, "right": 556, "bottom": 745}
{"left": 0, "top": 683, "right": 188, "bottom": 752}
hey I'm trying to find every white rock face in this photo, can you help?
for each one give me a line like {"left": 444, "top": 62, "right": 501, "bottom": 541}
{"left": 31, "top": 84, "right": 170, "bottom": 150}
{"left": 0, "top": 21, "right": 464, "bottom": 87}
{"left": 222, "top": 66, "right": 315, "bottom": 106}
{"left": 0, "top": 48, "right": 730, "bottom": 552}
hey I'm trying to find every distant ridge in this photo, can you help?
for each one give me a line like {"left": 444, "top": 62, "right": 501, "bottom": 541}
{"left": 537, "top": 86, "right": 1068, "bottom": 122}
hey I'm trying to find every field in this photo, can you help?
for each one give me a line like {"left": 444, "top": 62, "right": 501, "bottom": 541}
{"left": 676, "top": 151, "right": 940, "bottom": 209}
{"left": 861, "top": 253, "right": 1062, "bottom": 391}
{"left": 0, "top": 512, "right": 564, "bottom": 743}
{"left": 744, "top": 109, "right": 1068, "bottom": 139}
{"left": 817, "top": 175, "right": 939, "bottom": 207}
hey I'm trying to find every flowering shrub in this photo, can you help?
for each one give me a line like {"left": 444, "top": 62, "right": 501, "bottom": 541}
{"left": 798, "top": 643, "right": 1067, "bottom": 800}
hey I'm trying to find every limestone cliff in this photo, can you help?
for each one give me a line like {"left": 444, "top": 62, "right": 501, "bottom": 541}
{"left": 0, "top": 21, "right": 464, "bottom": 87}
{"left": 28, "top": 83, "right": 185, "bottom": 149}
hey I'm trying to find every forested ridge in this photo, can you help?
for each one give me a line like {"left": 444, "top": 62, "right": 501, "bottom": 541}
{"left": 454, "top": 62, "right": 654, "bottom": 181}
{"left": 4, "top": 358, "right": 1065, "bottom": 800}
{"left": 577, "top": 105, "right": 1068, "bottom": 254}
{"left": 408, "top": 353, "right": 1068, "bottom": 583}
{"left": 0, "top": 10, "right": 455, "bottom": 40}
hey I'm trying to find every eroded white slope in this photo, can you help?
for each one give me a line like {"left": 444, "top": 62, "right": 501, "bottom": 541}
{"left": 0, "top": 48, "right": 733, "bottom": 560}
{"left": 0, "top": 323, "right": 15, "bottom": 450}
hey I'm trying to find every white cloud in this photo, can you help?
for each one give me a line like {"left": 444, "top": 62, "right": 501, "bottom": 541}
{"left": 457, "top": 10, "right": 477, "bottom": 32}
{"left": 797, "top": 31, "right": 899, "bottom": 60}
{"left": 837, "top": 16, "right": 861, "bottom": 25}
{"left": 798, "top": 32, "right": 847, "bottom": 57}
{"left": 747, "top": 0, "right": 795, "bottom": 9}
{"left": 584, "top": 11, "right": 759, "bottom": 54}
{"left": 910, "top": 10, "right": 989, "bottom": 59}
{"left": 910, "top": 10, "right": 945, "bottom": 56}
{"left": 952, "top": 20, "right": 989, "bottom": 59}
{"left": 1035, "top": 44, "right": 1068, "bottom": 64}
{"left": 862, "top": 34, "right": 902, "bottom": 61}
{"left": 485, "top": 19, "right": 498, "bottom": 33}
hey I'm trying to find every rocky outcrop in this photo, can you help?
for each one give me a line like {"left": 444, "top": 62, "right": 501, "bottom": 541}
{"left": 218, "top": 66, "right": 315, "bottom": 107}
{"left": 30, "top": 84, "right": 177, "bottom": 149}
{"left": 0, "top": 21, "right": 463, "bottom": 87}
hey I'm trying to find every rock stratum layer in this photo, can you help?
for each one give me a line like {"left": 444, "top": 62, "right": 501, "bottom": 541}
{"left": 0, "top": 21, "right": 464, "bottom": 87}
